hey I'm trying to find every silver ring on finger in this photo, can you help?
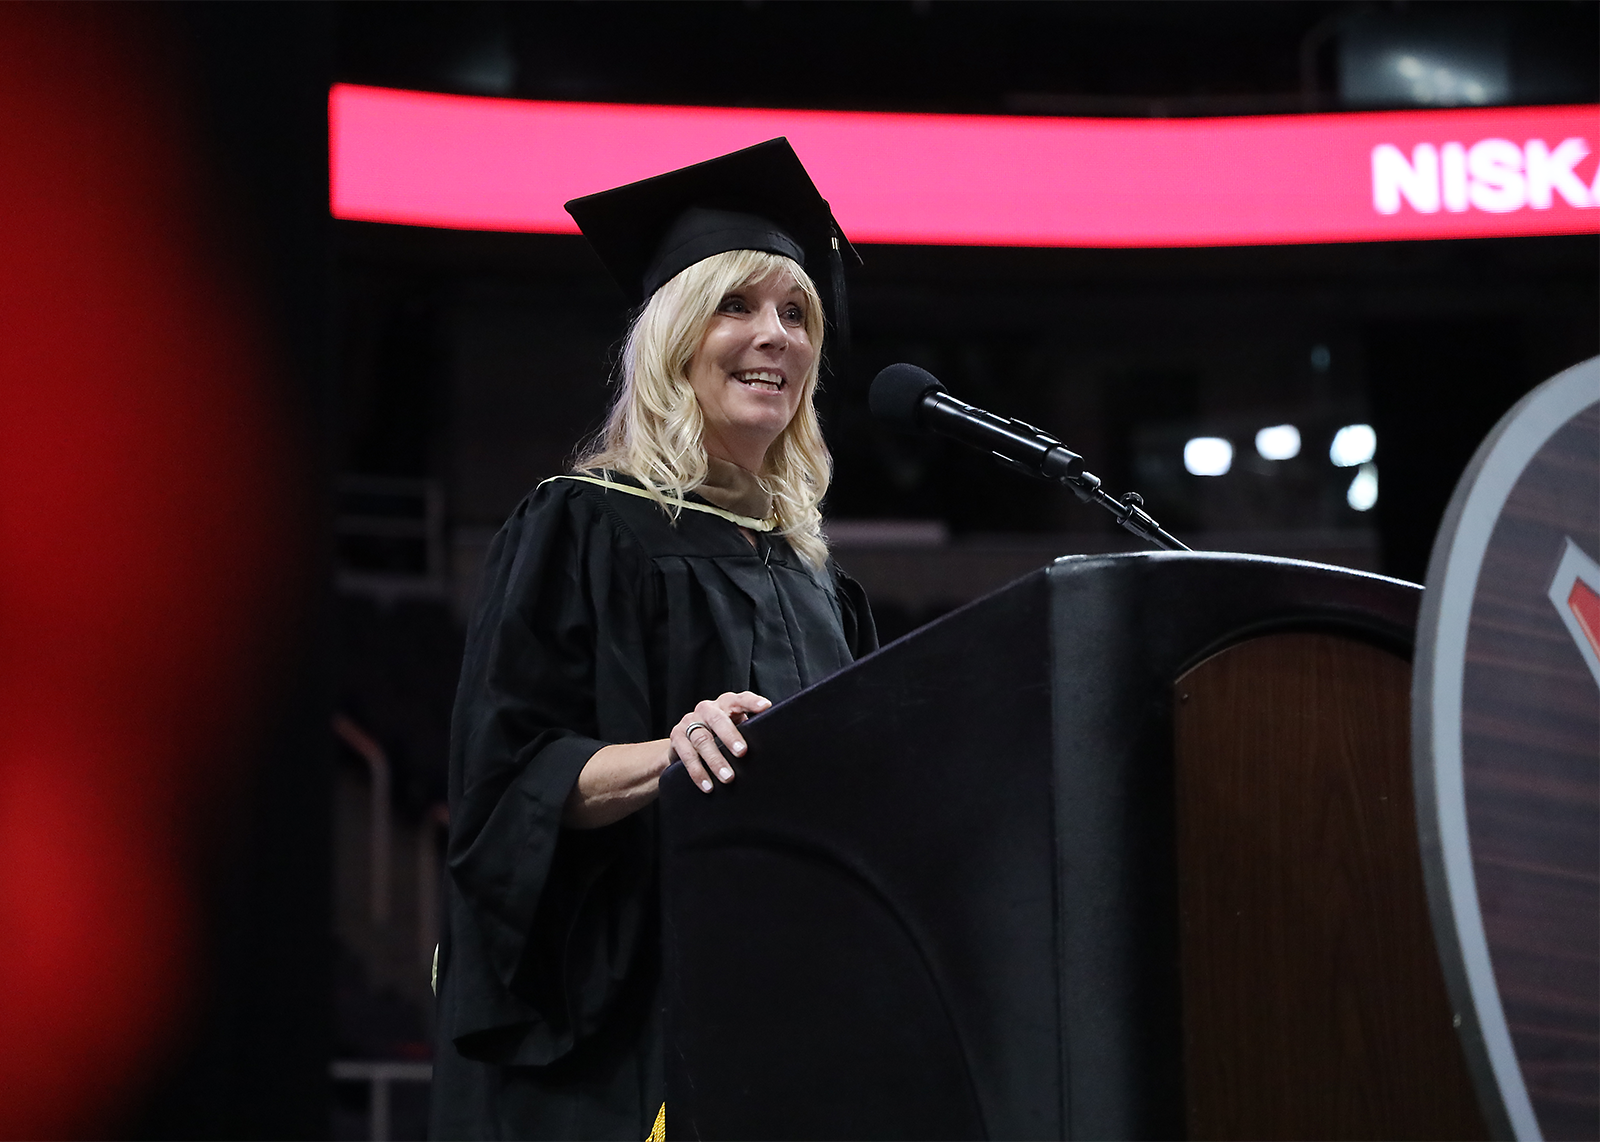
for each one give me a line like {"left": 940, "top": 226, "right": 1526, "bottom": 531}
{"left": 683, "top": 721, "right": 711, "bottom": 742}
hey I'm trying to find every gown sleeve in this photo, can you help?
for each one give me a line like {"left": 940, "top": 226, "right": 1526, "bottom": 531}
{"left": 442, "top": 480, "right": 660, "bottom": 1066}
{"left": 831, "top": 563, "right": 880, "bottom": 660}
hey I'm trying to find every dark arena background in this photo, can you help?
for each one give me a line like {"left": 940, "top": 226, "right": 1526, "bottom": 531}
{"left": 0, "top": 3, "right": 1592, "bottom": 1140}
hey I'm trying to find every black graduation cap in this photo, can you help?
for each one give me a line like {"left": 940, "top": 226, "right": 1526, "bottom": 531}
{"left": 564, "top": 138, "right": 860, "bottom": 345}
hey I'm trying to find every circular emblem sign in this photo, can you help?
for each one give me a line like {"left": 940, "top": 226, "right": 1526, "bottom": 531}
{"left": 1414, "top": 357, "right": 1599, "bottom": 1142}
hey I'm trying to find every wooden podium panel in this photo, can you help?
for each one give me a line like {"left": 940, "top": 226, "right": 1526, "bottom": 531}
{"left": 1176, "top": 633, "right": 1485, "bottom": 1141}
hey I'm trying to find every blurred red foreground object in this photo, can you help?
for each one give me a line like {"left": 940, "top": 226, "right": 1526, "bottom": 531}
{"left": 0, "top": 7, "right": 299, "bottom": 1137}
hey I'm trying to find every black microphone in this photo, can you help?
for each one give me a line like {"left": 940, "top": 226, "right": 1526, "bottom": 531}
{"left": 868, "top": 362, "right": 1190, "bottom": 551}
{"left": 868, "top": 362, "right": 1090, "bottom": 485}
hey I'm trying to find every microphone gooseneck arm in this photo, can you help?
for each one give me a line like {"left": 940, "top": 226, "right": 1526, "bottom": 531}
{"left": 912, "top": 388, "right": 1190, "bottom": 553}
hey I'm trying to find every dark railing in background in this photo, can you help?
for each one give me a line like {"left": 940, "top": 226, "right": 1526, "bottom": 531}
{"left": 336, "top": 475, "right": 447, "bottom": 605}
{"left": 330, "top": 1060, "right": 432, "bottom": 1142}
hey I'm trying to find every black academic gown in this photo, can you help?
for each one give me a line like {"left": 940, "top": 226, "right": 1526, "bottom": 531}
{"left": 431, "top": 473, "right": 877, "bottom": 1141}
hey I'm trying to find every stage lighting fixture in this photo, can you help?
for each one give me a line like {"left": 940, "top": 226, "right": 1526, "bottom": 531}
{"left": 1184, "top": 437, "right": 1233, "bottom": 477}
{"left": 1340, "top": 10, "right": 1509, "bottom": 110}
{"left": 1330, "top": 424, "right": 1377, "bottom": 467}
{"left": 1347, "top": 463, "right": 1379, "bottom": 511}
{"left": 1255, "top": 425, "right": 1302, "bottom": 461}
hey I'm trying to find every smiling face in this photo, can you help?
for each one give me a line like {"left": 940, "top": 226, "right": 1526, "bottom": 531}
{"left": 686, "top": 270, "right": 815, "bottom": 473}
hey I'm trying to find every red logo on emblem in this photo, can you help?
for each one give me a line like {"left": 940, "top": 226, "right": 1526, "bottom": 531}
{"left": 1549, "top": 538, "right": 1600, "bottom": 686}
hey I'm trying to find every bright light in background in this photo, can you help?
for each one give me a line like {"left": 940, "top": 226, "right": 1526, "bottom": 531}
{"left": 1255, "top": 424, "right": 1302, "bottom": 460}
{"left": 1391, "top": 53, "right": 1495, "bottom": 106}
{"left": 1341, "top": 14, "right": 1511, "bottom": 111}
{"left": 1348, "top": 462, "right": 1379, "bottom": 510}
{"left": 1330, "top": 423, "right": 1377, "bottom": 467}
{"left": 1184, "top": 437, "right": 1234, "bottom": 476}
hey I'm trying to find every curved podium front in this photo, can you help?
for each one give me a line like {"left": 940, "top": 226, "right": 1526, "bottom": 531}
{"left": 659, "top": 552, "right": 1486, "bottom": 1141}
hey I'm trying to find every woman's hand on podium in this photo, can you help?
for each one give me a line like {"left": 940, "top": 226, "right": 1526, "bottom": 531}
{"left": 563, "top": 690, "right": 772, "bottom": 828}
{"left": 671, "top": 691, "right": 771, "bottom": 793}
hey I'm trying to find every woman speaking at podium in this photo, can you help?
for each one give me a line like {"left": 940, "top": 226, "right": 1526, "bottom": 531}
{"left": 430, "top": 141, "right": 877, "bottom": 1140}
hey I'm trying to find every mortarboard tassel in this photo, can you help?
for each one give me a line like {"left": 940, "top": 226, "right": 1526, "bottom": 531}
{"left": 829, "top": 232, "right": 851, "bottom": 360}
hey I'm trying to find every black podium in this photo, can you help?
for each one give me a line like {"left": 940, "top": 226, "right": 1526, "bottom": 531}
{"left": 660, "top": 552, "right": 1487, "bottom": 1141}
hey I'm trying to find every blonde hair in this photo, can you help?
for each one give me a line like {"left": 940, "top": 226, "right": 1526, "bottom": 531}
{"left": 574, "top": 249, "right": 832, "bottom": 569}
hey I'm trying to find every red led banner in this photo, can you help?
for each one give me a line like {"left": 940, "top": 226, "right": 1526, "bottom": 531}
{"left": 330, "top": 83, "right": 1600, "bottom": 247}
